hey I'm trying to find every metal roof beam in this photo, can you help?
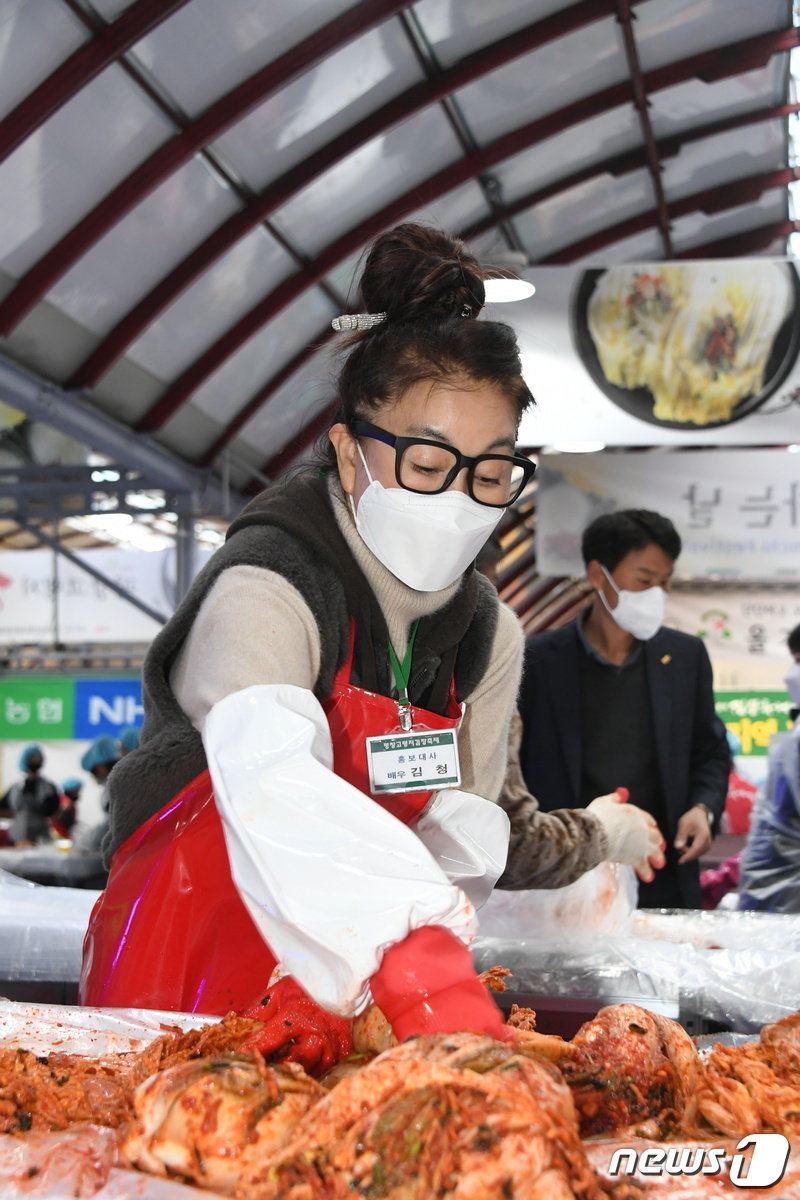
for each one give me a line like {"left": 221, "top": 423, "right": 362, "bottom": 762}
{"left": 0, "top": 0, "right": 190, "bottom": 166}
{"left": 462, "top": 101, "right": 800, "bottom": 240}
{"left": 137, "top": 23, "right": 800, "bottom": 439}
{"left": 674, "top": 218, "right": 800, "bottom": 257}
{"left": 540, "top": 165, "right": 799, "bottom": 262}
{"left": 0, "top": 0, "right": 410, "bottom": 336}
{"left": 0, "top": 353, "right": 241, "bottom": 516}
{"left": 205, "top": 99, "right": 800, "bottom": 467}
{"left": 614, "top": 0, "right": 672, "bottom": 256}
{"left": 68, "top": 0, "right": 622, "bottom": 390}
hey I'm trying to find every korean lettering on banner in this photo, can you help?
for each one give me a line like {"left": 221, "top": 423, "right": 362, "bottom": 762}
{"left": 714, "top": 691, "right": 795, "bottom": 756}
{"left": 682, "top": 484, "right": 799, "bottom": 530}
{"left": 0, "top": 679, "right": 73, "bottom": 740}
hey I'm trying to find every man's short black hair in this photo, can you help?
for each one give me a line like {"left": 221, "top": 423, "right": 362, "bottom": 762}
{"left": 581, "top": 509, "right": 682, "bottom": 571}
{"left": 788, "top": 622, "right": 800, "bottom": 656}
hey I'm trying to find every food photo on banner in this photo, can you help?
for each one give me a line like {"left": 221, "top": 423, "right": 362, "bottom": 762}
{"left": 514, "top": 259, "right": 800, "bottom": 448}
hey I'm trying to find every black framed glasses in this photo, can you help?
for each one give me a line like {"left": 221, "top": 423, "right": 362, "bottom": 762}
{"left": 351, "top": 418, "right": 536, "bottom": 508}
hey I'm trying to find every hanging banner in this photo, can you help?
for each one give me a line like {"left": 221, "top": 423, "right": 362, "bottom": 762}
{"left": 0, "top": 546, "right": 213, "bottom": 644}
{"left": 665, "top": 589, "right": 800, "bottom": 665}
{"left": 536, "top": 448, "right": 800, "bottom": 580}
{"left": 516, "top": 260, "right": 800, "bottom": 447}
{"left": 0, "top": 676, "right": 141, "bottom": 740}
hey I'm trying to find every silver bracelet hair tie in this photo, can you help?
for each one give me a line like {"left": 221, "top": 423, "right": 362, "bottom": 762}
{"left": 331, "top": 312, "right": 387, "bottom": 332}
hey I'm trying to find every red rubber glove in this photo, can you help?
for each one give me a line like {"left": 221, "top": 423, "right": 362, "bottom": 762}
{"left": 370, "top": 925, "right": 511, "bottom": 1042}
{"left": 238, "top": 976, "right": 352, "bottom": 1075}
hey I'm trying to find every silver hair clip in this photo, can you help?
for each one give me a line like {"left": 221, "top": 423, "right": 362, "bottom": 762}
{"left": 331, "top": 312, "right": 387, "bottom": 332}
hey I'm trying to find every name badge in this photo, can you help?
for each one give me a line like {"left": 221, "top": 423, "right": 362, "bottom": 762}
{"left": 365, "top": 728, "right": 461, "bottom": 794}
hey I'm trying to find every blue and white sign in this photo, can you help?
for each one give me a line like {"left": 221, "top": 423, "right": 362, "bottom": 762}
{"left": 73, "top": 679, "right": 144, "bottom": 738}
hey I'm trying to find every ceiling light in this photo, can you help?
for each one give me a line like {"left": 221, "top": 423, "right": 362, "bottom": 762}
{"left": 788, "top": 444, "right": 800, "bottom": 453}
{"left": 484, "top": 278, "right": 535, "bottom": 303}
{"left": 549, "top": 441, "right": 606, "bottom": 454}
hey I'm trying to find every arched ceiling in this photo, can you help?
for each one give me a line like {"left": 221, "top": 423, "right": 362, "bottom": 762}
{"left": 0, "top": 0, "right": 796, "bottom": 505}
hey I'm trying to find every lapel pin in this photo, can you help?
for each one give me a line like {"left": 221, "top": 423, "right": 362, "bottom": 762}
{"left": 660, "top": 654, "right": 672, "bottom": 664}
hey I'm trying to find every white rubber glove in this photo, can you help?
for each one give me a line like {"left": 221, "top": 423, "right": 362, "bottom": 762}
{"left": 586, "top": 789, "right": 666, "bottom": 882}
{"left": 203, "top": 684, "right": 477, "bottom": 1018}
{"left": 413, "top": 790, "right": 510, "bottom": 910}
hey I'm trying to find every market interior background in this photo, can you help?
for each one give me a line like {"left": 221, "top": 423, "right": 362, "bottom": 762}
{"left": 0, "top": 0, "right": 799, "bottom": 831}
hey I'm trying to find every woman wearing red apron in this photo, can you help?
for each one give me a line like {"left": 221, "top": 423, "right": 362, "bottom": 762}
{"left": 81, "top": 223, "right": 662, "bottom": 1072}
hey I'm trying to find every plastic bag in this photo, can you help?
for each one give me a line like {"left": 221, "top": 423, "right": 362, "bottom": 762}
{"left": 478, "top": 862, "right": 637, "bottom": 940}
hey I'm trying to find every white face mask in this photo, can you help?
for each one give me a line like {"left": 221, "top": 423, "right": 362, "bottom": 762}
{"left": 598, "top": 564, "right": 666, "bottom": 641}
{"left": 785, "top": 662, "right": 800, "bottom": 708}
{"left": 350, "top": 445, "right": 503, "bottom": 591}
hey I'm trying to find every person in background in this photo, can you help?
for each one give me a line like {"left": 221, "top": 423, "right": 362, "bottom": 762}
{"left": 74, "top": 735, "right": 122, "bottom": 852}
{"left": 477, "top": 523, "right": 666, "bottom": 892}
{"left": 118, "top": 727, "right": 141, "bottom": 756}
{"left": 50, "top": 776, "right": 83, "bottom": 840}
{"left": 738, "top": 623, "right": 800, "bottom": 912}
{"left": 3, "top": 744, "right": 59, "bottom": 846}
{"left": 81, "top": 222, "right": 663, "bottom": 1069}
{"left": 518, "top": 509, "right": 730, "bottom": 908}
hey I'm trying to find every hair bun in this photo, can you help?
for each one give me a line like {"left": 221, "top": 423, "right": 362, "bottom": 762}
{"left": 358, "top": 223, "right": 485, "bottom": 325}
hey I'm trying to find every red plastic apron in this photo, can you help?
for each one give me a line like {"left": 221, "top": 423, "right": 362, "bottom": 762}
{"left": 80, "top": 627, "right": 460, "bottom": 1015}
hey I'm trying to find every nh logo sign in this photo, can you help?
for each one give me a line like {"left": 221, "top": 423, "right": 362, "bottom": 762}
{"left": 89, "top": 695, "right": 144, "bottom": 726}
{"left": 74, "top": 679, "right": 143, "bottom": 738}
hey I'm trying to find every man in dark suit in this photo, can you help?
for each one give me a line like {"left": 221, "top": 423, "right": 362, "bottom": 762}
{"left": 518, "top": 509, "right": 730, "bottom": 908}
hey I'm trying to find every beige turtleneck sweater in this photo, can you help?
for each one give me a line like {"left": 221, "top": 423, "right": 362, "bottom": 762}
{"left": 171, "top": 478, "right": 609, "bottom": 887}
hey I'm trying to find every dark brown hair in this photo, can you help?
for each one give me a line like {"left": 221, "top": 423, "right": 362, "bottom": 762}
{"left": 313, "top": 223, "right": 533, "bottom": 469}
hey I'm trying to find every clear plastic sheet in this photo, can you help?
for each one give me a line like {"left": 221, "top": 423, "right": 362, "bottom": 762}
{"left": 474, "top": 906, "right": 800, "bottom": 1033}
{"left": 0, "top": 999, "right": 216, "bottom": 1055}
{"left": 479, "top": 863, "right": 637, "bottom": 938}
{"left": 0, "top": 871, "right": 100, "bottom": 982}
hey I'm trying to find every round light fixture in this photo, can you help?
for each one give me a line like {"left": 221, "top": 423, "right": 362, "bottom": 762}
{"left": 484, "top": 277, "right": 536, "bottom": 303}
{"left": 549, "top": 441, "right": 606, "bottom": 454}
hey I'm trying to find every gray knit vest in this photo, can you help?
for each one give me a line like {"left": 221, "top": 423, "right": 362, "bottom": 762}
{"left": 103, "top": 474, "right": 499, "bottom": 861}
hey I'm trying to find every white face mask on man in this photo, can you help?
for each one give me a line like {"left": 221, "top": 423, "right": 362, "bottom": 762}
{"left": 597, "top": 564, "right": 666, "bottom": 641}
{"left": 350, "top": 444, "right": 503, "bottom": 592}
{"left": 785, "top": 662, "right": 800, "bottom": 708}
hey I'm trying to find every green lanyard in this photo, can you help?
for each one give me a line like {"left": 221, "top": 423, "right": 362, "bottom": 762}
{"left": 387, "top": 618, "right": 420, "bottom": 732}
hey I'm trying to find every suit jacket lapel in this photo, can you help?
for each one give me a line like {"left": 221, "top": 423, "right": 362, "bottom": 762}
{"left": 547, "top": 623, "right": 582, "bottom": 803}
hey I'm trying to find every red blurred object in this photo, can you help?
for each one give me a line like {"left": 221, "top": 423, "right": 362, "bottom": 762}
{"left": 724, "top": 769, "right": 757, "bottom": 834}
{"left": 701, "top": 853, "right": 741, "bottom": 910}
{"left": 371, "top": 925, "right": 510, "bottom": 1042}
{"left": 239, "top": 976, "right": 352, "bottom": 1073}
{"left": 80, "top": 769, "right": 278, "bottom": 1014}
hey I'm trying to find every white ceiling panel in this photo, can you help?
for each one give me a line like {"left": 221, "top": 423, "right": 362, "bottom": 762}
{"left": 412, "top": 0, "right": 574, "bottom": 69}
{"left": 571, "top": 227, "right": 666, "bottom": 267}
{"left": 130, "top": 0, "right": 354, "bottom": 118}
{"left": 125, "top": 229, "right": 297, "bottom": 380}
{"left": 186, "top": 287, "right": 337, "bottom": 428}
{"left": 90, "top": 1, "right": 140, "bottom": 18}
{"left": 671, "top": 190, "right": 788, "bottom": 253}
{"left": 493, "top": 106, "right": 641, "bottom": 209}
{"left": 46, "top": 158, "right": 241, "bottom": 337}
{"left": 0, "top": 65, "right": 174, "bottom": 277}
{"left": 272, "top": 109, "right": 464, "bottom": 256}
{"left": 210, "top": 20, "right": 423, "bottom": 191}
{"left": 633, "top": 0, "right": 789, "bottom": 73}
{"left": 663, "top": 121, "right": 787, "bottom": 201}
{"left": 405, "top": 181, "right": 492, "bottom": 244}
{"left": 454, "top": 15, "right": 625, "bottom": 148}
{"left": 0, "top": 0, "right": 87, "bottom": 120}
{"left": 516, "top": 168, "right": 656, "bottom": 261}
{"left": 650, "top": 61, "right": 788, "bottom": 138}
{"left": 236, "top": 344, "right": 334, "bottom": 461}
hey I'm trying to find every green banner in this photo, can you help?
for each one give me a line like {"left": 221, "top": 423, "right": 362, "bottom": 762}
{"left": 0, "top": 678, "right": 74, "bottom": 739}
{"left": 715, "top": 690, "right": 795, "bottom": 756}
